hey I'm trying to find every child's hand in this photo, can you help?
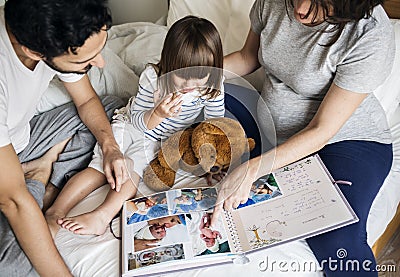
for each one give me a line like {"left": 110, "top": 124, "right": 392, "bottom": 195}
{"left": 153, "top": 93, "right": 183, "bottom": 119}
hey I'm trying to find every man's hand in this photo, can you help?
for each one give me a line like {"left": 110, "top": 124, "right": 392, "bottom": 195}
{"left": 101, "top": 143, "right": 130, "bottom": 192}
{"left": 62, "top": 76, "right": 129, "bottom": 192}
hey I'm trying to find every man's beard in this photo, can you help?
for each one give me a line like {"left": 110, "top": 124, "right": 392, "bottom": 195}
{"left": 43, "top": 59, "right": 92, "bottom": 75}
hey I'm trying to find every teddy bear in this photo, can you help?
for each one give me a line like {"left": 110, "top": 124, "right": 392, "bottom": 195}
{"left": 143, "top": 117, "right": 256, "bottom": 191}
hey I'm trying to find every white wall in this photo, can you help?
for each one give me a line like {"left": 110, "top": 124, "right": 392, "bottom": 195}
{"left": 0, "top": 0, "right": 168, "bottom": 24}
{"left": 108, "top": 0, "right": 168, "bottom": 24}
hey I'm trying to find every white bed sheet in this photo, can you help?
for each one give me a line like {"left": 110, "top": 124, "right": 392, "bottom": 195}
{"left": 54, "top": 106, "right": 400, "bottom": 277}
{"left": 55, "top": 174, "right": 324, "bottom": 277}
{"left": 51, "top": 19, "right": 400, "bottom": 276}
{"left": 367, "top": 105, "right": 400, "bottom": 245}
{"left": 52, "top": 109, "right": 397, "bottom": 277}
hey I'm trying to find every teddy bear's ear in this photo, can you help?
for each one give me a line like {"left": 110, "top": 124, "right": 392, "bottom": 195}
{"left": 248, "top": 138, "right": 256, "bottom": 152}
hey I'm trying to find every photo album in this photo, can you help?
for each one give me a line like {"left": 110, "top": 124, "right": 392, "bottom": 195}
{"left": 121, "top": 154, "right": 358, "bottom": 277}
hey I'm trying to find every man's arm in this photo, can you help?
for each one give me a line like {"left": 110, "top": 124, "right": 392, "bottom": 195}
{"left": 62, "top": 75, "right": 128, "bottom": 192}
{"left": 0, "top": 144, "right": 72, "bottom": 277}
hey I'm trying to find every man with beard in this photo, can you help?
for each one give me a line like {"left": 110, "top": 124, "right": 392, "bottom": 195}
{"left": 0, "top": 0, "right": 129, "bottom": 276}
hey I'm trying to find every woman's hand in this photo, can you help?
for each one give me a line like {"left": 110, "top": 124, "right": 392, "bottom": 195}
{"left": 211, "top": 159, "right": 259, "bottom": 228}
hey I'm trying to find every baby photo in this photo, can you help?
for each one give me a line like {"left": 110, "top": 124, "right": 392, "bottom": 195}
{"left": 167, "top": 188, "right": 218, "bottom": 214}
{"left": 131, "top": 214, "right": 190, "bottom": 253}
{"left": 125, "top": 192, "right": 168, "bottom": 224}
{"left": 237, "top": 174, "right": 282, "bottom": 209}
{"left": 128, "top": 243, "right": 185, "bottom": 270}
{"left": 185, "top": 212, "right": 230, "bottom": 256}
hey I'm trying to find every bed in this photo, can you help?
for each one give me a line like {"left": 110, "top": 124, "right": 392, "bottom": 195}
{"left": 32, "top": 0, "right": 400, "bottom": 276}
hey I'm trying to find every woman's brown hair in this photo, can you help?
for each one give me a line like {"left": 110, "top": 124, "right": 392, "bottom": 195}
{"left": 286, "top": 0, "right": 384, "bottom": 46}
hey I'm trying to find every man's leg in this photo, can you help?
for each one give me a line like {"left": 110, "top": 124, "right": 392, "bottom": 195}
{"left": 18, "top": 96, "right": 124, "bottom": 210}
{"left": 50, "top": 96, "right": 124, "bottom": 188}
{"left": 22, "top": 138, "right": 71, "bottom": 187}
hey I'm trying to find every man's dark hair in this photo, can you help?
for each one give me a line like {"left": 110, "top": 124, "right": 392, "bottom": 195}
{"left": 4, "top": 0, "right": 112, "bottom": 59}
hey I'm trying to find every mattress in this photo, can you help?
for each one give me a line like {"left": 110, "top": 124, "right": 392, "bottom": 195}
{"left": 53, "top": 104, "right": 400, "bottom": 277}
{"left": 52, "top": 16, "right": 400, "bottom": 277}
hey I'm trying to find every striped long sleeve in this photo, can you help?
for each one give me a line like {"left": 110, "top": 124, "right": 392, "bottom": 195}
{"left": 130, "top": 66, "right": 225, "bottom": 141}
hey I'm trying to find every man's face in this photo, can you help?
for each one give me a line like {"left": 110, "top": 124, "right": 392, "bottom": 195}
{"left": 149, "top": 225, "right": 166, "bottom": 240}
{"left": 44, "top": 27, "right": 108, "bottom": 74}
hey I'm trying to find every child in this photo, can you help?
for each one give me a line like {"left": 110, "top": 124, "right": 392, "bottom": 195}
{"left": 46, "top": 15, "right": 225, "bottom": 236}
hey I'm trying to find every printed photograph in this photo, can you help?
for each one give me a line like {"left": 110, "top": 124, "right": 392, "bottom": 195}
{"left": 125, "top": 192, "right": 168, "bottom": 224}
{"left": 238, "top": 173, "right": 282, "bottom": 209}
{"left": 186, "top": 212, "right": 230, "bottom": 256}
{"left": 131, "top": 214, "right": 190, "bottom": 252}
{"left": 128, "top": 243, "right": 185, "bottom": 270}
{"left": 168, "top": 188, "right": 218, "bottom": 213}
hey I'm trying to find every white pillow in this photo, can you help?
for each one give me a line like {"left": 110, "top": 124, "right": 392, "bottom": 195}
{"left": 373, "top": 19, "right": 400, "bottom": 120}
{"left": 167, "top": 0, "right": 255, "bottom": 55}
{"left": 36, "top": 46, "right": 139, "bottom": 114}
{"left": 106, "top": 22, "right": 167, "bottom": 76}
{"left": 36, "top": 22, "right": 167, "bottom": 114}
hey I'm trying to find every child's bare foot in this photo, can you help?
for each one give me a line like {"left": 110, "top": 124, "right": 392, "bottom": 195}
{"left": 22, "top": 138, "right": 71, "bottom": 185}
{"left": 45, "top": 209, "right": 65, "bottom": 239}
{"left": 58, "top": 210, "right": 110, "bottom": 236}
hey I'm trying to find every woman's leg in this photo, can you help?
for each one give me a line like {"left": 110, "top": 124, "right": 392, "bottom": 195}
{"left": 224, "top": 83, "right": 274, "bottom": 158}
{"left": 307, "top": 140, "right": 393, "bottom": 276}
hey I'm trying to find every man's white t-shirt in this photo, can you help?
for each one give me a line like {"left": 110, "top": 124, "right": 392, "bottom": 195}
{"left": 0, "top": 7, "right": 83, "bottom": 154}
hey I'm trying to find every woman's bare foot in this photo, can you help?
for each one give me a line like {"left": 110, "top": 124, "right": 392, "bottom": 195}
{"left": 58, "top": 210, "right": 110, "bottom": 236}
{"left": 22, "top": 138, "right": 71, "bottom": 185}
{"left": 45, "top": 209, "right": 65, "bottom": 239}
